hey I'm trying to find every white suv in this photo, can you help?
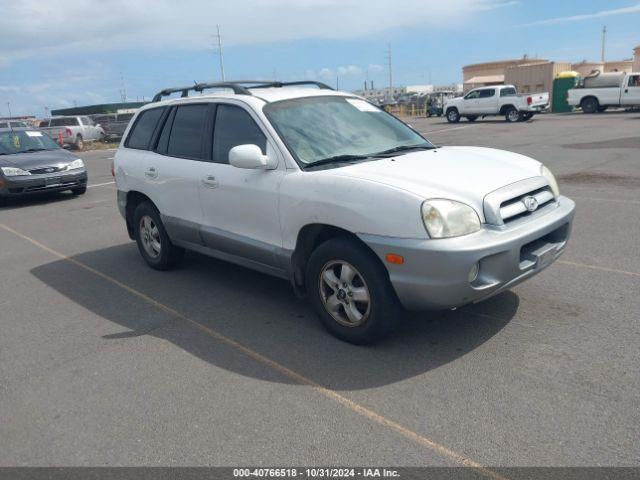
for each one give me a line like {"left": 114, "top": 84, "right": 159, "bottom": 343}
{"left": 114, "top": 81, "right": 575, "bottom": 344}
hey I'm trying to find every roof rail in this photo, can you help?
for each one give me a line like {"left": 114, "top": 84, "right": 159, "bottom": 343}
{"left": 151, "top": 80, "right": 335, "bottom": 102}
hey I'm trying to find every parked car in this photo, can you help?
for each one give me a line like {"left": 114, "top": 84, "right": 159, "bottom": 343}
{"left": 91, "top": 112, "right": 136, "bottom": 141}
{"left": 444, "top": 85, "right": 549, "bottom": 123}
{"left": 39, "top": 116, "right": 105, "bottom": 149}
{"left": 0, "top": 127, "right": 87, "bottom": 199}
{"left": 114, "top": 81, "right": 574, "bottom": 344}
{"left": 568, "top": 71, "right": 640, "bottom": 113}
{"left": 0, "top": 120, "right": 29, "bottom": 129}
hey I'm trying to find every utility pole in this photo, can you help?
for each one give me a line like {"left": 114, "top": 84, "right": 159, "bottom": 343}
{"left": 119, "top": 72, "right": 127, "bottom": 103}
{"left": 601, "top": 25, "right": 606, "bottom": 62}
{"left": 386, "top": 44, "right": 393, "bottom": 100}
{"left": 215, "top": 24, "right": 226, "bottom": 81}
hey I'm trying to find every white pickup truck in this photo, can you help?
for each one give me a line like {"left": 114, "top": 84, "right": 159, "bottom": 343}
{"left": 444, "top": 85, "right": 549, "bottom": 123}
{"left": 39, "top": 116, "right": 105, "bottom": 150}
{"left": 567, "top": 72, "right": 640, "bottom": 113}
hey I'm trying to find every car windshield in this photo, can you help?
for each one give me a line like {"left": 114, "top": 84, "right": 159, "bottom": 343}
{"left": 263, "top": 96, "right": 433, "bottom": 167}
{"left": 0, "top": 130, "right": 61, "bottom": 155}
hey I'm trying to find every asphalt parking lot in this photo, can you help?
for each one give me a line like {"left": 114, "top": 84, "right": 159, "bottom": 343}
{"left": 1, "top": 111, "right": 638, "bottom": 470}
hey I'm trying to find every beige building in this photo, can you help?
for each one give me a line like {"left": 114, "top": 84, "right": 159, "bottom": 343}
{"left": 462, "top": 56, "right": 547, "bottom": 91}
{"left": 504, "top": 61, "right": 572, "bottom": 111}
{"left": 572, "top": 60, "right": 633, "bottom": 76}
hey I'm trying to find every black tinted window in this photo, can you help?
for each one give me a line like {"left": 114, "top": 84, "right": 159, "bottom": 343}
{"left": 126, "top": 108, "right": 164, "bottom": 150}
{"left": 479, "top": 89, "right": 495, "bottom": 98}
{"left": 50, "top": 117, "right": 78, "bottom": 127}
{"left": 213, "top": 104, "right": 266, "bottom": 164}
{"left": 166, "top": 104, "right": 207, "bottom": 159}
{"left": 500, "top": 87, "right": 516, "bottom": 97}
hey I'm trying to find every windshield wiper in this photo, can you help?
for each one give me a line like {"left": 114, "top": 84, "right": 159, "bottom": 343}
{"left": 305, "top": 154, "right": 371, "bottom": 169}
{"left": 371, "top": 144, "right": 434, "bottom": 157}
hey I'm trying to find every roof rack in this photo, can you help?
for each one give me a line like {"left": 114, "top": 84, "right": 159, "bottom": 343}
{"left": 151, "top": 80, "right": 334, "bottom": 102}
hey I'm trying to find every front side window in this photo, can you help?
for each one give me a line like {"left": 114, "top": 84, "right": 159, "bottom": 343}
{"left": 167, "top": 104, "right": 208, "bottom": 159}
{"left": 465, "top": 90, "right": 480, "bottom": 99}
{"left": 479, "top": 89, "right": 495, "bottom": 98}
{"left": 212, "top": 104, "right": 266, "bottom": 164}
{"left": 264, "top": 96, "right": 431, "bottom": 167}
{"left": 126, "top": 107, "right": 165, "bottom": 150}
{"left": 81, "top": 116, "right": 94, "bottom": 126}
{"left": 628, "top": 75, "right": 640, "bottom": 87}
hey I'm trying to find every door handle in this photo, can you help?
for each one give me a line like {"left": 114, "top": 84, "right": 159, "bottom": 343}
{"left": 144, "top": 167, "right": 158, "bottom": 178}
{"left": 625, "top": 89, "right": 629, "bottom": 93}
{"left": 202, "top": 175, "right": 219, "bottom": 188}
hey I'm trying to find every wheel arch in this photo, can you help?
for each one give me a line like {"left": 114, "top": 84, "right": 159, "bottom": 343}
{"left": 499, "top": 104, "right": 516, "bottom": 115}
{"left": 124, "top": 190, "right": 156, "bottom": 239}
{"left": 289, "top": 223, "right": 386, "bottom": 296}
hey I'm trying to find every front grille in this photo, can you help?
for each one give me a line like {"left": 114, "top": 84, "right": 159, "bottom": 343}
{"left": 28, "top": 165, "right": 67, "bottom": 175}
{"left": 499, "top": 187, "right": 555, "bottom": 225}
{"left": 484, "top": 177, "right": 558, "bottom": 227}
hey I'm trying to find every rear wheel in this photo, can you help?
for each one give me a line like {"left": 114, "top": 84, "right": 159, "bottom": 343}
{"left": 505, "top": 107, "right": 520, "bottom": 123}
{"left": 581, "top": 97, "right": 599, "bottom": 114}
{"left": 74, "top": 135, "right": 84, "bottom": 150}
{"left": 306, "top": 237, "right": 402, "bottom": 344}
{"left": 133, "top": 202, "right": 184, "bottom": 270}
{"left": 446, "top": 108, "right": 460, "bottom": 123}
{"left": 466, "top": 115, "right": 478, "bottom": 122}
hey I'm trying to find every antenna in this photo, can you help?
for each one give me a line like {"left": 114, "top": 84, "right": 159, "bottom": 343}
{"left": 215, "top": 25, "right": 226, "bottom": 81}
{"left": 601, "top": 25, "right": 606, "bottom": 63}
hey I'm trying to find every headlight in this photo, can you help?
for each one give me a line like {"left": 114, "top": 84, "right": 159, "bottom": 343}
{"left": 540, "top": 165, "right": 559, "bottom": 197}
{"left": 67, "top": 159, "right": 85, "bottom": 170}
{"left": 422, "top": 199, "right": 481, "bottom": 238}
{"left": 1, "top": 166, "right": 31, "bottom": 176}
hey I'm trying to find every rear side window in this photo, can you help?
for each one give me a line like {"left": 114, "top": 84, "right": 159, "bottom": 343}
{"left": 50, "top": 117, "right": 78, "bottom": 127}
{"left": 500, "top": 87, "right": 516, "bottom": 97}
{"left": 126, "top": 108, "right": 165, "bottom": 150}
{"left": 167, "top": 104, "right": 208, "bottom": 159}
{"left": 479, "top": 89, "right": 495, "bottom": 98}
{"left": 212, "top": 104, "right": 266, "bottom": 164}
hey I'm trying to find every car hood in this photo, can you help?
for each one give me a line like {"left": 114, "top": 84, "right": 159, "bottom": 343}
{"left": 327, "top": 146, "right": 542, "bottom": 215}
{"left": 0, "top": 148, "right": 78, "bottom": 170}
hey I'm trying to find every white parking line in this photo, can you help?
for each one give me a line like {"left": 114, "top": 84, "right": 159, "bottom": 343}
{"left": 423, "top": 125, "right": 470, "bottom": 135}
{"left": 87, "top": 181, "right": 116, "bottom": 188}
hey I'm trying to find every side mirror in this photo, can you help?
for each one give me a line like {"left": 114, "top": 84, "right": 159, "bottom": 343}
{"left": 229, "top": 144, "right": 275, "bottom": 170}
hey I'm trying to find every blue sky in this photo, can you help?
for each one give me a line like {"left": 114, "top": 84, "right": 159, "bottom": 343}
{"left": 1, "top": 0, "right": 639, "bottom": 116}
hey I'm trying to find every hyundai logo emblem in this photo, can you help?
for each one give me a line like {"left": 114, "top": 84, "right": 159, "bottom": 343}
{"left": 522, "top": 195, "right": 538, "bottom": 212}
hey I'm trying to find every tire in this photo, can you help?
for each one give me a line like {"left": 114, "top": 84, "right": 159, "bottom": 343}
{"left": 71, "top": 186, "right": 87, "bottom": 195}
{"left": 505, "top": 106, "right": 520, "bottom": 123}
{"left": 133, "top": 201, "right": 184, "bottom": 270}
{"left": 305, "top": 236, "right": 402, "bottom": 344}
{"left": 446, "top": 108, "right": 460, "bottom": 123}
{"left": 74, "top": 135, "right": 84, "bottom": 150}
{"left": 466, "top": 115, "right": 478, "bottom": 122}
{"left": 581, "top": 97, "right": 599, "bottom": 114}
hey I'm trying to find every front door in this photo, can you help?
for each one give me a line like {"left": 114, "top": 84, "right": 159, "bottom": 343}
{"left": 198, "top": 103, "right": 285, "bottom": 270}
{"left": 621, "top": 74, "right": 640, "bottom": 106}
{"left": 460, "top": 89, "right": 480, "bottom": 114}
{"left": 476, "top": 88, "right": 497, "bottom": 114}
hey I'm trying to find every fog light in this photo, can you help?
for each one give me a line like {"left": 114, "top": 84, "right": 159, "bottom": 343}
{"left": 468, "top": 262, "right": 479, "bottom": 283}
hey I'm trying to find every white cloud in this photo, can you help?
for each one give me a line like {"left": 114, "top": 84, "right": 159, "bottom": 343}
{"left": 520, "top": 2, "right": 640, "bottom": 27}
{"left": 337, "top": 65, "right": 362, "bottom": 76}
{"left": 0, "top": 0, "right": 517, "bottom": 61}
{"left": 368, "top": 64, "right": 384, "bottom": 73}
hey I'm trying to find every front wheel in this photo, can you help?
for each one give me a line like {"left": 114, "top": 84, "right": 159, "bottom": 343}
{"left": 306, "top": 237, "right": 402, "bottom": 344}
{"left": 505, "top": 107, "right": 520, "bottom": 123}
{"left": 133, "top": 202, "right": 184, "bottom": 270}
{"left": 446, "top": 108, "right": 460, "bottom": 123}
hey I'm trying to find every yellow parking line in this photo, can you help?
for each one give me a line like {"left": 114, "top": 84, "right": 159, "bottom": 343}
{"left": 0, "top": 221, "right": 505, "bottom": 480}
{"left": 558, "top": 260, "right": 640, "bottom": 278}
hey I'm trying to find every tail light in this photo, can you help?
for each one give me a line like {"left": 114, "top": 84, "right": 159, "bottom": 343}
{"left": 527, "top": 96, "right": 532, "bottom": 105}
{"left": 65, "top": 128, "right": 72, "bottom": 137}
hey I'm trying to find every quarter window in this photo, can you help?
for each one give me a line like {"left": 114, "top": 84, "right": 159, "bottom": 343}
{"left": 212, "top": 104, "right": 267, "bottom": 164}
{"left": 167, "top": 104, "right": 208, "bottom": 159}
{"left": 125, "top": 107, "right": 165, "bottom": 150}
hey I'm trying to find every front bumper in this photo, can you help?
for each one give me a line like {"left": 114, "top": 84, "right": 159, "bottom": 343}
{"left": 0, "top": 170, "right": 87, "bottom": 197}
{"left": 360, "top": 196, "right": 575, "bottom": 311}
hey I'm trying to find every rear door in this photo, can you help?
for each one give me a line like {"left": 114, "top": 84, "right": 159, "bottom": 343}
{"left": 621, "top": 74, "right": 640, "bottom": 106}
{"left": 476, "top": 88, "right": 497, "bottom": 114}
{"left": 198, "top": 102, "right": 285, "bottom": 270}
